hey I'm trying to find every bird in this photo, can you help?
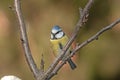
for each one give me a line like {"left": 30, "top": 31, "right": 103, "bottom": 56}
{"left": 50, "top": 25, "right": 76, "bottom": 70}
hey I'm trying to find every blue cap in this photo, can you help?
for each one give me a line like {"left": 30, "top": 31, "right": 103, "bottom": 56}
{"left": 51, "top": 25, "right": 62, "bottom": 34}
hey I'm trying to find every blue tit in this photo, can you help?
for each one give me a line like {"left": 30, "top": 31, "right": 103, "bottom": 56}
{"left": 50, "top": 25, "right": 76, "bottom": 70}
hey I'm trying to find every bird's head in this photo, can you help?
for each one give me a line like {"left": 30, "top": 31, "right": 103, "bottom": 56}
{"left": 51, "top": 25, "right": 65, "bottom": 40}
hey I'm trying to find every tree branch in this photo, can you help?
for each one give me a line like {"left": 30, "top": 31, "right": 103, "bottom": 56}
{"left": 14, "top": 0, "right": 39, "bottom": 78}
{"left": 41, "top": 0, "right": 94, "bottom": 80}
{"left": 47, "top": 18, "right": 120, "bottom": 79}
{"left": 13, "top": 0, "right": 120, "bottom": 80}
{"left": 72, "top": 18, "right": 120, "bottom": 54}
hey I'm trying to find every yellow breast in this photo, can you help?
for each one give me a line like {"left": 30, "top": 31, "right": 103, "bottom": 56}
{"left": 50, "top": 35, "right": 69, "bottom": 56}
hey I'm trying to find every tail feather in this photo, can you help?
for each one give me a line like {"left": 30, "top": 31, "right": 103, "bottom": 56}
{"left": 67, "top": 58, "right": 77, "bottom": 70}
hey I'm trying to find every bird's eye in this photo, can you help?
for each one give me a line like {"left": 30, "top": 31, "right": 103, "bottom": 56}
{"left": 55, "top": 31, "right": 64, "bottom": 39}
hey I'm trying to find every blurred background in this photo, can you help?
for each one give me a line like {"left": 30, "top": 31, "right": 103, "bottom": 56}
{"left": 0, "top": 0, "right": 120, "bottom": 80}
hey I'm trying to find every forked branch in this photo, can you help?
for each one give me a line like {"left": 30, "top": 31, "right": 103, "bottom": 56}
{"left": 14, "top": 0, "right": 120, "bottom": 80}
{"left": 48, "top": 19, "right": 120, "bottom": 79}
{"left": 43, "top": 0, "right": 94, "bottom": 80}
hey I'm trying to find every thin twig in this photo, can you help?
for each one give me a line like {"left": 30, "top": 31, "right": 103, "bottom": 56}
{"left": 47, "top": 18, "right": 120, "bottom": 79}
{"left": 14, "top": 0, "right": 39, "bottom": 78}
{"left": 40, "top": 0, "right": 94, "bottom": 80}
{"left": 72, "top": 18, "right": 120, "bottom": 54}
{"left": 40, "top": 53, "right": 44, "bottom": 72}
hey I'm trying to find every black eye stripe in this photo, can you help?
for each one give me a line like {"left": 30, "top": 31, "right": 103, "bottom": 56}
{"left": 56, "top": 30, "right": 62, "bottom": 34}
{"left": 51, "top": 30, "right": 62, "bottom": 37}
{"left": 51, "top": 30, "right": 65, "bottom": 40}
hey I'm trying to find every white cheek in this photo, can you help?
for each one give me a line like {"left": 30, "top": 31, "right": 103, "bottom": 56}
{"left": 55, "top": 32, "right": 64, "bottom": 39}
{"left": 51, "top": 34, "right": 53, "bottom": 39}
